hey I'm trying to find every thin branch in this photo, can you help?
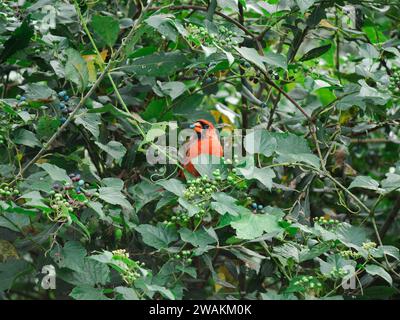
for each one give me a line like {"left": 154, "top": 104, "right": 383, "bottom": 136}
{"left": 149, "top": 5, "right": 256, "bottom": 39}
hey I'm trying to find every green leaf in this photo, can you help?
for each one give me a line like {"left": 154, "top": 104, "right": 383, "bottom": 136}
{"left": 245, "top": 130, "right": 319, "bottom": 168}
{"left": 36, "top": 116, "right": 60, "bottom": 140}
{"left": 60, "top": 257, "right": 110, "bottom": 287}
{"left": 98, "top": 187, "right": 132, "bottom": 210}
{"left": 155, "top": 81, "right": 186, "bottom": 100}
{"left": 263, "top": 51, "right": 287, "bottom": 69}
{"left": 65, "top": 48, "right": 89, "bottom": 91}
{"left": 50, "top": 241, "right": 87, "bottom": 272}
{"left": 349, "top": 175, "right": 381, "bottom": 191}
{"left": 157, "top": 179, "right": 185, "bottom": 197}
{"left": 20, "top": 82, "right": 55, "bottom": 101}
{"left": 114, "top": 286, "right": 139, "bottom": 300}
{"left": 92, "top": 15, "right": 120, "bottom": 47}
{"left": 211, "top": 192, "right": 251, "bottom": 216}
{"left": 0, "top": 212, "right": 30, "bottom": 232}
{"left": 75, "top": 111, "right": 101, "bottom": 139}
{"left": 244, "top": 130, "right": 277, "bottom": 157}
{"left": 381, "top": 173, "right": 400, "bottom": 193}
{"left": 231, "top": 207, "right": 284, "bottom": 240}
{"left": 296, "top": 0, "right": 315, "bottom": 13}
{"left": 95, "top": 141, "right": 127, "bottom": 162}
{"left": 238, "top": 160, "right": 275, "bottom": 190}
{"left": 36, "top": 163, "right": 71, "bottom": 183}
{"left": 299, "top": 44, "right": 331, "bottom": 62}
{"left": 0, "top": 259, "right": 33, "bottom": 291}
{"left": 365, "top": 264, "right": 392, "bottom": 285}
{"left": 336, "top": 223, "right": 368, "bottom": 249}
{"left": 235, "top": 46, "right": 266, "bottom": 72}
{"left": 135, "top": 223, "right": 178, "bottom": 249}
{"left": 13, "top": 129, "right": 41, "bottom": 148}
{"left": 145, "top": 14, "right": 178, "bottom": 42}
{"left": 0, "top": 17, "right": 33, "bottom": 63}
{"left": 179, "top": 227, "right": 217, "bottom": 247}
{"left": 70, "top": 285, "right": 110, "bottom": 300}
{"left": 125, "top": 51, "right": 189, "bottom": 77}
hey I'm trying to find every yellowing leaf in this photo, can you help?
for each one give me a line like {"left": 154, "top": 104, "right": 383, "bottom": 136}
{"left": 214, "top": 265, "right": 237, "bottom": 293}
{"left": 0, "top": 240, "right": 19, "bottom": 262}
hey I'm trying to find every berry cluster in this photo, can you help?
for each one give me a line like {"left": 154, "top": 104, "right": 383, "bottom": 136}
{"left": 328, "top": 267, "right": 349, "bottom": 280}
{"left": 57, "top": 91, "right": 71, "bottom": 124}
{"left": 293, "top": 275, "right": 322, "bottom": 291}
{"left": 0, "top": 185, "right": 20, "bottom": 200}
{"left": 184, "top": 175, "right": 218, "bottom": 200}
{"left": 268, "top": 69, "right": 280, "bottom": 81}
{"left": 15, "top": 95, "right": 28, "bottom": 107}
{"left": 48, "top": 192, "right": 74, "bottom": 222}
{"left": 389, "top": 66, "right": 400, "bottom": 95}
{"left": 111, "top": 249, "right": 146, "bottom": 285}
{"left": 362, "top": 241, "right": 377, "bottom": 250}
{"left": 251, "top": 202, "right": 264, "bottom": 212}
{"left": 186, "top": 23, "right": 239, "bottom": 48}
{"left": 172, "top": 249, "right": 193, "bottom": 265}
{"left": 66, "top": 172, "right": 89, "bottom": 195}
{"left": 313, "top": 216, "right": 340, "bottom": 227}
{"left": 340, "top": 249, "right": 362, "bottom": 259}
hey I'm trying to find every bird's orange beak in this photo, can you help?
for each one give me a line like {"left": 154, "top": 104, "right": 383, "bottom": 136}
{"left": 190, "top": 122, "right": 203, "bottom": 133}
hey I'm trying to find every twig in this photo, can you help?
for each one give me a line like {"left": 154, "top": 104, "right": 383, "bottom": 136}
{"left": 149, "top": 5, "right": 256, "bottom": 39}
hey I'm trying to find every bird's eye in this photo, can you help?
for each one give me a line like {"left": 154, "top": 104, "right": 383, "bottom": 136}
{"left": 203, "top": 124, "right": 209, "bottom": 129}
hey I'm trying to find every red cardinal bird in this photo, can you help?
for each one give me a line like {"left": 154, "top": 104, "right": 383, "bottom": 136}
{"left": 181, "top": 119, "right": 223, "bottom": 177}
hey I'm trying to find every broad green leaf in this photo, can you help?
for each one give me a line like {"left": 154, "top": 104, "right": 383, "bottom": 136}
{"left": 20, "top": 82, "right": 55, "bottom": 101}
{"left": 239, "top": 162, "right": 275, "bottom": 190}
{"left": 135, "top": 223, "right": 178, "bottom": 249}
{"left": 75, "top": 111, "right": 101, "bottom": 139}
{"left": 211, "top": 192, "right": 251, "bottom": 216}
{"left": 70, "top": 285, "right": 110, "bottom": 300}
{"left": 365, "top": 264, "right": 392, "bottom": 285}
{"left": 92, "top": 15, "right": 120, "bottom": 47}
{"left": 95, "top": 141, "right": 127, "bottom": 162}
{"left": 381, "top": 173, "right": 400, "bottom": 193}
{"left": 13, "top": 129, "right": 41, "bottom": 148}
{"left": 125, "top": 51, "right": 189, "bottom": 77}
{"left": 157, "top": 179, "right": 185, "bottom": 197}
{"left": 65, "top": 48, "right": 89, "bottom": 91}
{"left": 231, "top": 207, "right": 284, "bottom": 240}
{"left": 50, "top": 241, "right": 87, "bottom": 272}
{"left": 179, "top": 227, "right": 217, "bottom": 247}
{"left": 235, "top": 46, "right": 266, "bottom": 72}
{"left": 155, "top": 81, "right": 186, "bottom": 100}
{"left": 0, "top": 17, "right": 33, "bottom": 63}
{"left": 98, "top": 186, "right": 132, "bottom": 210}
{"left": 296, "top": 0, "right": 315, "bottom": 13}
{"left": 349, "top": 175, "right": 381, "bottom": 192}
{"left": 36, "top": 163, "right": 71, "bottom": 183}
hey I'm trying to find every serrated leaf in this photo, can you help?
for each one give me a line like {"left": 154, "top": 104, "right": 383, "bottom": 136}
{"left": 135, "top": 223, "right": 178, "bottom": 249}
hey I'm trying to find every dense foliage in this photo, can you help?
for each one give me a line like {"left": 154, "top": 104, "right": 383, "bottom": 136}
{"left": 1, "top": 0, "right": 400, "bottom": 300}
